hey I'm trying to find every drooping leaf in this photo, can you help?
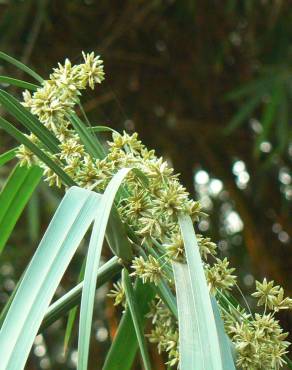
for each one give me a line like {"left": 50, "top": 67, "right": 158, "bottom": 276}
{"left": 173, "top": 214, "right": 223, "bottom": 370}
{"left": 78, "top": 168, "right": 134, "bottom": 370}
{"left": 68, "top": 113, "right": 133, "bottom": 262}
{"left": 173, "top": 262, "right": 200, "bottom": 369}
{"left": 0, "top": 187, "right": 101, "bottom": 370}
{"left": 40, "top": 257, "right": 121, "bottom": 332}
{"left": 0, "top": 116, "right": 133, "bottom": 265}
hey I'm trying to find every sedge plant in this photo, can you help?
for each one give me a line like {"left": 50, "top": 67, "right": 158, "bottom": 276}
{"left": 0, "top": 51, "right": 291, "bottom": 370}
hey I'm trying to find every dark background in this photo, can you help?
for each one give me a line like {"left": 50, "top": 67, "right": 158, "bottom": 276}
{"left": 0, "top": 1, "right": 291, "bottom": 369}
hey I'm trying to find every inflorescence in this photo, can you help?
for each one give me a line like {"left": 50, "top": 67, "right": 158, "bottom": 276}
{"left": 17, "top": 52, "right": 292, "bottom": 369}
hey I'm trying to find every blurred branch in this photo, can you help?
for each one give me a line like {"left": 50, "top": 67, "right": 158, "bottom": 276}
{"left": 21, "top": 0, "right": 49, "bottom": 65}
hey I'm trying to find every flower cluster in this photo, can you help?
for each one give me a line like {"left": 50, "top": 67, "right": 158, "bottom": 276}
{"left": 252, "top": 278, "right": 292, "bottom": 311}
{"left": 225, "top": 311, "right": 290, "bottom": 369}
{"left": 131, "top": 255, "right": 165, "bottom": 285}
{"left": 17, "top": 52, "right": 105, "bottom": 190}
{"left": 108, "top": 281, "right": 125, "bottom": 307}
{"left": 146, "top": 298, "right": 179, "bottom": 366}
{"left": 206, "top": 257, "right": 237, "bottom": 294}
{"left": 16, "top": 53, "right": 292, "bottom": 369}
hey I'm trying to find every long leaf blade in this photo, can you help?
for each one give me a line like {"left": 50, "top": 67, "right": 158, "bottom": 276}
{"left": 40, "top": 257, "right": 121, "bottom": 332}
{"left": 0, "top": 89, "right": 60, "bottom": 153}
{"left": 173, "top": 262, "right": 200, "bottom": 369}
{"left": 69, "top": 113, "right": 106, "bottom": 159}
{"left": 0, "top": 147, "right": 17, "bottom": 167}
{"left": 0, "top": 51, "right": 43, "bottom": 83}
{"left": 155, "top": 279, "right": 178, "bottom": 319}
{"left": 123, "top": 269, "right": 151, "bottom": 370}
{"left": 0, "top": 164, "right": 42, "bottom": 253}
{"left": 0, "top": 116, "right": 75, "bottom": 187}
{"left": 103, "top": 280, "right": 155, "bottom": 370}
{"left": 176, "top": 214, "right": 223, "bottom": 370}
{"left": 78, "top": 168, "right": 133, "bottom": 370}
{"left": 0, "top": 117, "right": 133, "bottom": 264}
{"left": 69, "top": 113, "right": 133, "bottom": 262}
{"left": 224, "top": 94, "right": 263, "bottom": 134}
{"left": 211, "top": 296, "right": 236, "bottom": 369}
{"left": 63, "top": 260, "right": 86, "bottom": 355}
{"left": 0, "top": 76, "right": 39, "bottom": 90}
{"left": 0, "top": 187, "right": 101, "bottom": 370}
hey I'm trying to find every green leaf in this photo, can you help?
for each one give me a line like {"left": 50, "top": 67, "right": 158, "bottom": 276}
{"left": 225, "top": 94, "right": 263, "bottom": 134}
{"left": 103, "top": 280, "right": 155, "bottom": 370}
{"left": 0, "top": 147, "right": 17, "bottom": 167}
{"left": 89, "top": 125, "right": 118, "bottom": 134}
{"left": 0, "top": 51, "right": 43, "bottom": 83}
{"left": 27, "top": 191, "right": 40, "bottom": 243}
{"left": 255, "top": 86, "right": 282, "bottom": 154}
{"left": 78, "top": 168, "right": 134, "bottom": 370}
{"left": 172, "top": 262, "right": 200, "bottom": 369}
{"left": 40, "top": 256, "right": 121, "bottom": 332}
{"left": 0, "top": 272, "right": 24, "bottom": 329}
{"left": 224, "top": 76, "right": 274, "bottom": 101}
{"left": 0, "top": 76, "right": 39, "bottom": 90}
{"left": 122, "top": 269, "right": 151, "bottom": 370}
{"left": 155, "top": 279, "right": 178, "bottom": 319}
{"left": 63, "top": 114, "right": 133, "bottom": 263}
{"left": 105, "top": 206, "right": 133, "bottom": 262}
{"left": 69, "top": 113, "right": 106, "bottom": 159}
{"left": 276, "top": 88, "right": 289, "bottom": 154}
{"left": 0, "top": 117, "right": 132, "bottom": 264}
{"left": 174, "top": 214, "right": 223, "bottom": 370}
{"left": 0, "top": 164, "right": 42, "bottom": 254}
{"left": 284, "top": 355, "right": 292, "bottom": 369}
{"left": 71, "top": 114, "right": 133, "bottom": 260}
{"left": 0, "top": 89, "right": 60, "bottom": 154}
{"left": 210, "top": 296, "right": 236, "bottom": 369}
{"left": 64, "top": 259, "right": 86, "bottom": 355}
{"left": 0, "top": 187, "right": 101, "bottom": 369}
{"left": 0, "top": 116, "right": 75, "bottom": 187}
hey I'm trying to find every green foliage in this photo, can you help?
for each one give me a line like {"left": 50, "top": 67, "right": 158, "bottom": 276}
{"left": 103, "top": 280, "right": 155, "bottom": 370}
{"left": 77, "top": 168, "right": 135, "bottom": 369}
{"left": 173, "top": 215, "right": 222, "bottom": 370}
{"left": 122, "top": 268, "right": 151, "bottom": 370}
{"left": 226, "top": 67, "right": 292, "bottom": 157}
{"left": 0, "top": 76, "right": 38, "bottom": 90}
{"left": 0, "top": 147, "right": 17, "bottom": 167}
{"left": 0, "top": 187, "right": 101, "bottom": 369}
{"left": 0, "top": 51, "right": 291, "bottom": 370}
{"left": 0, "top": 164, "right": 42, "bottom": 253}
{"left": 0, "top": 51, "right": 43, "bottom": 83}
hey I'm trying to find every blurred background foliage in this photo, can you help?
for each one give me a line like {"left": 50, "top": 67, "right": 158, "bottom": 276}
{"left": 0, "top": 0, "right": 291, "bottom": 369}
